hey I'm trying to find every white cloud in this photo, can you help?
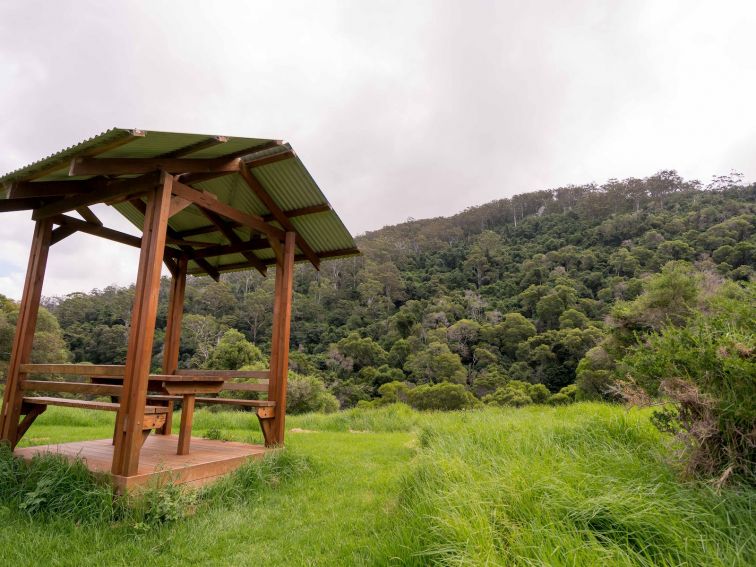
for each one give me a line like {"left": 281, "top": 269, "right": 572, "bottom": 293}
{"left": 1, "top": 0, "right": 754, "bottom": 298}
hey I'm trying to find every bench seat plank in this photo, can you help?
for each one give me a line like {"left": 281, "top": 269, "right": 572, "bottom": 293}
{"left": 147, "top": 394, "right": 275, "bottom": 408}
{"left": 22, "top": 396, "right": 168, "bottom": 414}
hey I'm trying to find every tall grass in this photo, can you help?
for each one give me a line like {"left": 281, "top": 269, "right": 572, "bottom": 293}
{"left": 377, "top": 403, "right": 756, "bottom": 566}
{"left": 288, "top": 402, "right": 422, "bottom": 432}
{"left": 0, "top": 442, "right": 311, "bottom": 527}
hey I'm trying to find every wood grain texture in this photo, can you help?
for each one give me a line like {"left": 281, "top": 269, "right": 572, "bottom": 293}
{"left": 0, "top": 219, "right": 52, "bottom": 447}
{"left": 14, "top": 436, "right": 270, "bottom": 492}
{"left": 112, "top": 173, "right": 173, "bottom": 476}
{"left": 266, "top": 231, "right": 296, "bottom": 446}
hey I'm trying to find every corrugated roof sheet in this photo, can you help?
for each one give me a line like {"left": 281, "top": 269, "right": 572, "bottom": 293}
{"left": 0, "top": 128, "right": 359, "bottom": 275}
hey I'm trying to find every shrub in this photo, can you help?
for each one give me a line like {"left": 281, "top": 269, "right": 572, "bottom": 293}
{"left": 484, "top": 381, "right": 532, "bottom": 407}
{"left": 286, "top": 373, "right": 340, "bottom": 414}
{"left": 619, "top": 282, "right": 755, "bottom": 483}
{"left": 375, "top": 380, "right": 412, "bottom": 405}
{"left": 548, "top": 392, "right": 570, "bottom": 405}
{"left": 528, "top": 383, "right": 550, "bottom": 403}
{"left": 406, "top": 383, "right": 478, "bottom": 411}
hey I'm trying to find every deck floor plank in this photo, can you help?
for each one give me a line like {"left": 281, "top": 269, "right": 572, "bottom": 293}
{"left": 14, "top": 435, "right": 270, "bottom": 491}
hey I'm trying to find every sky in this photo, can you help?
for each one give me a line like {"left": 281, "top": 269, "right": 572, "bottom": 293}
{"left": 1, "top": 0, "right": 755, "bottom": 299}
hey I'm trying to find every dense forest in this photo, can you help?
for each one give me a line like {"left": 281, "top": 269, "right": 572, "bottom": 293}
{"left": 1, "top": 168, "right": 754, "bottom": 479}
{"left": 0, "top": 172, "right": 752, "bottom": 397}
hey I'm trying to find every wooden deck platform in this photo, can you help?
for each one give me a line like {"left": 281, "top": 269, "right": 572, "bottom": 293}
{"left": 14, "top": 435, "right": 271, "bottom": 491}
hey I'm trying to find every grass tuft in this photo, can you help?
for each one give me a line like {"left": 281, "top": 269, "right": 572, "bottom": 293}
{"left": 376, "top": 403, "right": 756, "bottom": 566}
{"left": 0, "top": 442, "right": 311, "bottom": 528}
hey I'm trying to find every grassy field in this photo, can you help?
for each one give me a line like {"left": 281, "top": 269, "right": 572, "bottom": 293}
{"left": 0, "top": 403, "right": 753, "bottom": 566}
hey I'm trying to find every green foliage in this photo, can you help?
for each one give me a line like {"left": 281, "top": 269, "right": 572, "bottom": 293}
{"left": 619, "top": 282, "right": 755, "bottom": 481}
{"left": 483, "top": 380, "right": 557, "bottom": 407}
{"left": 375, "top": 380, "right": 412, "bottom": 405}
{"left": 286, "top": 372, "right": 340, "bottom": 414}
{"left": 403, "top": 342, "right": 467, "bottom": 384}
{"left": 405, "top": 382, "right": 479, "bottom": 411}
{"left": 206, "top": 328, "right": 263, "bottom": 370}
{"left": 35, "top": 177, "right": 754, "bottom": 412}
{"left": 377, "top": 403, "right": 755, "bottom": 566}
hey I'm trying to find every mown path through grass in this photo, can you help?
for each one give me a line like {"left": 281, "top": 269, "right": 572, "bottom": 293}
{"left": 0, "top": 408, "right": 415, "bottom": 566}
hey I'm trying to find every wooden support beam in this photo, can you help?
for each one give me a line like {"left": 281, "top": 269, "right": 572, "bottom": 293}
{"left": 20, "top": 363, "right": 125, "bottom": 376}
{"left": 187, "top": 248, "right": 360, "bottom": 275}
{"left": 174, "top": 141, "right": 284, "bottom": 186}
{"left": 174, "top": 204, "right": 332, "bottom": 238}
{"left": 0, "top": 197, "right": 58, "bottom": 213}
{"left": 50, "top": 225, "right": 77, "bottom": 245}
{"left": 112, "top": 173, "right": 173, "bottom": 477}
{"left": 160, "top": 256, "right": 187, "bottom": 436}
{"left": 26, "top": 129, "right": 145, "bottom": 181}
{"left": 170, "top": 179, "right": 285, "bottom": 241}
{"left": 129, "top": 199, "right": 220, "bottom": 280}
{"left": 52, "top": 214, "right": 142, "bottom": 250}
{"left": 242, "top": 149, "right": 295, "bottom": 169}
{"left": 14, "top": 404, "right": 46, "bottom": 446}
{"left": 69, "top": 157, "right": 241, "bottom": 176}
{"left": 199, "top": 209, "right": 267, "bottom": 275}
{"left": 192, "top": 236, "right": 269, "bottom": 259}
{"left": 237, "top": 165, "right": 320, "bottom": 269}
{"left": 32, "top": 171, "right": 161, "bottom": 221}
{"left": 266, "top": 231, "right": 296, "bottom": 446}
{"left": 75, "top": 206, "right": 102, "bottom": 226}
{"left": 0, "top": 219, "right": 53, "bottom": 445}
{"left": 263, "top": 203, "right": 332, "bottom": 222}
{"left": 168, "top": 195, "right": 192, "bottom": 217}
{"left": 7, "top": 178, "right": 105, "bottom": 199}
{"left": 177, "top": 394, "right": 195, "bottom": 455}
{"left": 161, "top": 136, "right": 228, "bottom": 158}
{"left": 224, "top": 140, "right": 284, "bottom": 160}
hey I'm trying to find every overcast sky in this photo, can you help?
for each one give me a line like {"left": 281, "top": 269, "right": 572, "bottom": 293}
{"left": 1, "top": 0, "right": 755, "bottom": 299}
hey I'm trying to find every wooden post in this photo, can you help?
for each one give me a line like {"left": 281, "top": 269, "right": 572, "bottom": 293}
{"left": 267, "top": 232, "right": 296, "bottom": 446}
{"left": 111, "top": 173, "right": 172, "bottom": 476}
{"left": 177, "top": 394, "right": 195, "bottom": 455}
{"left": 0, "top": 219, "right": 53, "bottom": 447}
{"left": 159, "top": 256, "right": 187, "bottom": 435}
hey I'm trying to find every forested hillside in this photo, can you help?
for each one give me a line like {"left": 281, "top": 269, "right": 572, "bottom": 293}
{"left": 2, "top": 170, "right": 754, "bottom": 413}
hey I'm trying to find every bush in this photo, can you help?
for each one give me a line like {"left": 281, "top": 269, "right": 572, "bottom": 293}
{"left": 286, "top": 373, "right": 340, "bottom": 414}
{"left": 483, "top": 380, "right": 554, "bottom": 407}
{"left": 406, "top": 383, "right": 479, "bottom": 411}
{"left": 548, "top": 392, "right": 570, "bottom": 405}
{"left": 619, "top": 282, "right": 755, "bottom": 483}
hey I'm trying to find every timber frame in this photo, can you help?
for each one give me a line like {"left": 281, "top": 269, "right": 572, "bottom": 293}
{"left": 0, "top": 129, "right": 359, "bottom": 482}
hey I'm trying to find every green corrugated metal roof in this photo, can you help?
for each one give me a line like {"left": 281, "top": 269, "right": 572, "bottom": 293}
{"left": 0, "top": 128, "right": 359, "bottom": 275}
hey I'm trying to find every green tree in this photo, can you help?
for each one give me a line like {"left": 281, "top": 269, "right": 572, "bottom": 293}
{"left": 206, "top": 329, "right": 264, "bottom": 370}
{"left": 404, "top": 342, "right": 467, "bottom": 384}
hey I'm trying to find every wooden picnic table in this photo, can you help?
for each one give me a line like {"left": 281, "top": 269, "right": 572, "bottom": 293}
{"left": 91, "top": 374, "right": 224, "bottom": 455}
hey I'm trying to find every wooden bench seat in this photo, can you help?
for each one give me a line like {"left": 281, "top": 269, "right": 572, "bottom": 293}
{"left": 22, "top": 396, "right": 168, "bottom": 413}
{"left": 146, "top": 394, "right": 277, "bottom": 445}
{"left": 147, "top": 394, "right": 275, "bottom": 408}
{"left": 17, "top": 396, "right": 170, "bottom": 448}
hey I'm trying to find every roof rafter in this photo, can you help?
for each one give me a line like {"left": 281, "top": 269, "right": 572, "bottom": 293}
{"left": 237, "top": 165, "right": 320, "bottom": 269}
{"left": 69, "top": 157, "right": 241, "bottom": 177}
{"left": 199, "top": 209, "right": 267, "bottom": 276}
{"left": 32, "top": 171, "right": 162, "bottom": 221}
{"left": 128, "top": 197, "right": 221, "bottom": 281}
{"left": 26, "top": 129, "right": 145, "bottom": 182}
{"left": 160, "top": 136, "right": 228, "bottom": 158}
{"left": 170, "top": 179, "right": 285, "bottom": 241}
{"left": 174, "top": 204, "right": 333, "bottom": 238}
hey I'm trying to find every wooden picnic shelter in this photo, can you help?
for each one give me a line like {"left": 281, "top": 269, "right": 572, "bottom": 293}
{"left": 0, "top": 129, "right": 358, "bottom": 489}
